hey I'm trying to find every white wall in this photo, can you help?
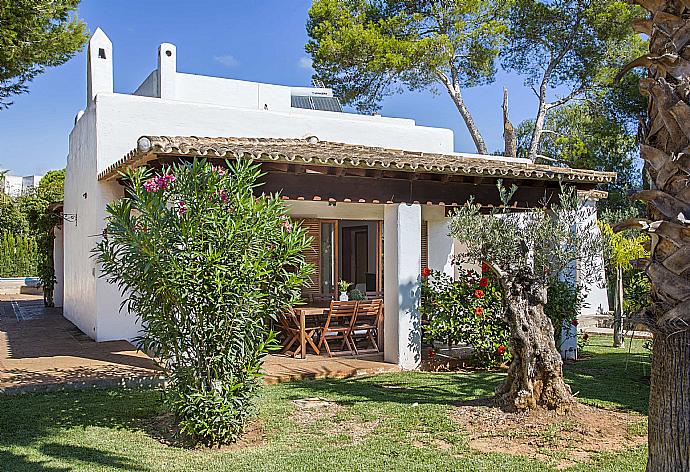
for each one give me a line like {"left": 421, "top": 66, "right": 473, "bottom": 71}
{"left": 53, "top": 225, "right": 64, "bottom": 308}
{"left": 422, "top": 206, "right": 455, "bottom": 277}
{"left": 64, "top": 106, "right": 99, "bottom": 338}
{"left": 68, "top": 88, "right": 450, "bottom": 342}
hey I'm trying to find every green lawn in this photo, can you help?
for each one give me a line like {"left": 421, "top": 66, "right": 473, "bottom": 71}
{"left": 0, "top": 336, "right": 650, "bottom": 471}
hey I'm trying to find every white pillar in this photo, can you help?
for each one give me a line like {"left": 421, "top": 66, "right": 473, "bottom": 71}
{"left": 384, "top": 203, "right": 422, "bottom": 369}
{"left": 157, "top": 43, "right": 177, "bottom": 99}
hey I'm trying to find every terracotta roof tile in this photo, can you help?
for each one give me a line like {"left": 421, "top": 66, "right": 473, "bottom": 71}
{"left": 98, "top": 135, "right": 617, "bottom": 184}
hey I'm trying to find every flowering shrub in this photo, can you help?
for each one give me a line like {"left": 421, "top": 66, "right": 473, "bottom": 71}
{"left": 421, "top": 267, "right": 510, "bottom": 367}
{"left": 95, "top": 159, "right": 312, "bottom": 445}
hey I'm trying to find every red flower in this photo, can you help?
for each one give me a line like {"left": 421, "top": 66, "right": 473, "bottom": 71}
{"left": 428, "top": 348, "right": 436, "bottom": 359}
{"left": 479, "top": 277, "right": 489, "bottom": 287}
{"left": 422, "top": 267, "right": 431, "bottom": 278}
{"left": 571, "top": 319, "right": 579, "bottom": 327}
{"left": 474, "top": 289, "right": 484, "bottom": 299}
{"left": 497, "top": 345, "right": 506, "bottom": 355}
{"left": 475, "top": 307, "right": 484, "bottom": 317}
{"left": 482, "top": 262, "right": 490, "bottom": 273}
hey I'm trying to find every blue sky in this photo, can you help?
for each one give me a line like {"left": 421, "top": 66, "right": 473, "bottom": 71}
{"left": 0, "top": 0, "right": 542, "bottom": 176}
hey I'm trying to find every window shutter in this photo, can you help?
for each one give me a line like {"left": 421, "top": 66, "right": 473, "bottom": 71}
{"left": 297, "top": 218, "right": 321, "bottom": 295}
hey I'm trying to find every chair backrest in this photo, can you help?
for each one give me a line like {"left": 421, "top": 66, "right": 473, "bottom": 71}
{"left": 354, "top": 299, "right": 382, "bottom": 326}
{"left": 365, "top": 291, "right": 383, "bottom": 300}
{"left": 324, "top": 301, "right": 358, "bottom": 329}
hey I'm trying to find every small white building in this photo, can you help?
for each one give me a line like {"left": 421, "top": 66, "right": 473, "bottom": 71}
{"left": 56, "top": 29, "right": 612, "bottom": 368}
{"left": 2, "top": 174, "right": 43, "bottom": 197}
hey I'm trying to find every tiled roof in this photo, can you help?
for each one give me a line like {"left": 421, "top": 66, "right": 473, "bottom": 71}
{"left": 98, "top": 135, "right": 617, "bottom": 184}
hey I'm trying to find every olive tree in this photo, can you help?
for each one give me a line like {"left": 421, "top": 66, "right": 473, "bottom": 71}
{"left": 95, "top": 159, "right": 312, "bottom": 445}
{"left": 450, "top": 183, "right": 603, "bottom": 412}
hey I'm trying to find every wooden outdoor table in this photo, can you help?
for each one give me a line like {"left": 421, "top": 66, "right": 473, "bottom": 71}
{"left": 293, "top": 307, "right": 329, "bottom": 359}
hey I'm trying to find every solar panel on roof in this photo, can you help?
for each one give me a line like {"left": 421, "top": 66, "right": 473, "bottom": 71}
{"left": 291, "top": 96, "right": 313, "bottom": 109}
{"left": 291, "top": 95, "right": 343, "bottom": 112}
{"left": 311, "top": 96, "right": 342, "bottom": 112}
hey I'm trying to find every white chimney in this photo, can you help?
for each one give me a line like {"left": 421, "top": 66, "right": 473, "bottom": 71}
{"left": 86, "top": 28, "right": 113, "bottom": 105}
{"left": 157, "top": 43, "right": 177, "bottom": 99}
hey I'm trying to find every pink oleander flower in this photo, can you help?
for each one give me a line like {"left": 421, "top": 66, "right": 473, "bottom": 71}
{"left": 177, "top": 201, "right": 187, "bottom": 215}
{"left": 143, "top": 179, "right": 159, "bottom": 192}
{"left": 211, "top": 165, "right": 226, "bottom": 176}
{"left": 154, "top": 173, "right": 176, "bottom": 191}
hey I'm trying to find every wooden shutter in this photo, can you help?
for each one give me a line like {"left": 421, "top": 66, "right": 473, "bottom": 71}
{"left": 298, "top": 218, "right": 321, "bottom": 295}
{"left": 421, "top": 221, "right": 428, "bottom": 270}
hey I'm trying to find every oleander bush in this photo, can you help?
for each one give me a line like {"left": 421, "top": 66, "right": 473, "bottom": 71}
{"left": 95, "top": 159, "right": 312, "bottom": 445}
{"left": 420, "top": 266, "right": 510, "bottom": 367}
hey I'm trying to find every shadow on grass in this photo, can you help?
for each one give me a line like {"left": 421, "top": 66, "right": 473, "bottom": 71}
{"left": 565, "top": 348, "right": 650, "bottom": 415}
{"left": 0, "top": 389, "right": 161, "bottom": 471}
{"left": 278, "top": 371, "right": 505, "bottom": 407}
{"left": 0, "top": 444, "right": 144, "bottom": 472}
{"left": 279, "top": 337, "right": 650, "bottom": 416}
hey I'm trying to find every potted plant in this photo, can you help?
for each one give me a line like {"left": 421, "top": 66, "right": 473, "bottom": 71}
{"left": 338, "top": 280, "right": 351, "bottom": 301}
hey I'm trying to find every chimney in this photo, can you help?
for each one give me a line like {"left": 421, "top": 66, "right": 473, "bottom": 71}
{"left": 86, "top": 28, "right": 113, "bottom": 105}
{"left": 157, "top": 43, "right": 177, "bottom": 99}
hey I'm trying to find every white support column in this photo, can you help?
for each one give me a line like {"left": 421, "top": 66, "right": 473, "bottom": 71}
{"left": 384, "top": 203, "right": 422, "bottom": 369}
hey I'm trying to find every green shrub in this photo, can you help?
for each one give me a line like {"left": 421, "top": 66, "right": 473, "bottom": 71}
{"left": 420, "top": 266, "right": 509, "bottom": 367}
{"left": 545, "top": 279, "right": 586, "bottom": 347}
{"left": 95, "top": 159, "right": 313, "bottom": 445}
{"left": 0, "top": 232, "right": 38, "bottom": 277}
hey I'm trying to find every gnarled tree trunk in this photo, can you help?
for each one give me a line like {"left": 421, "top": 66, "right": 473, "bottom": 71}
{"left": 621, "top": 2, "right": 690, "bottom": 470}
{"left": 495, "top": 267, "right": 574, "bottom": 413}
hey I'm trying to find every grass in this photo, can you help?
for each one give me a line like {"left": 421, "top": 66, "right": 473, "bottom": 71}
{"left": 0, "top": 335, "right": 650, "bottom": 471}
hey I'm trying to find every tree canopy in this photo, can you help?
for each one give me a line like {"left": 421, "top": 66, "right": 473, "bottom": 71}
{"left": 307, "top": 0, "right": 508, "bottom": 154}
{"left": 0, "top": 0, "right": 88, "bottom": 109}
{"left": 502, "top": 0, "right": 644, "bottom": 160}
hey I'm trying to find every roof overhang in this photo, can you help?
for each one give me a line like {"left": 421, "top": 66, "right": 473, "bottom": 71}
{"left": 99, "top": 136, "right": 617, "bottom": 185}
{"left": 98, "top": 136, "right": 614, "bottom": 207}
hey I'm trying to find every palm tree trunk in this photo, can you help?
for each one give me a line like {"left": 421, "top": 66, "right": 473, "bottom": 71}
{"left": 623, "top": 2, "right": 690, "bottom": 469}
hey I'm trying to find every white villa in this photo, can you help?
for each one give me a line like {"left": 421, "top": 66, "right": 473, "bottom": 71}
{"left": 54, "top": 30, "right": 612, "bottom": 369}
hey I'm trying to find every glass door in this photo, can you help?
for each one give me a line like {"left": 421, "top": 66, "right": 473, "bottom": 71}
{"left": 320, "top": 220, "right": 338, "bottom": 296}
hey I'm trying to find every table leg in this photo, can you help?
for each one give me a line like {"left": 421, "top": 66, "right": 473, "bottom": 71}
{"left": 300, "top": 312, "right": 307, "bottom": 359}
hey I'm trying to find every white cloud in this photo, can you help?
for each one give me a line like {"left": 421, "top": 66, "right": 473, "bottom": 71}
{"left": 213, "top": 54, "right": 239, "bottom": 68}
{"left": 298, "top": 56, "right": 313, "bottom": 69}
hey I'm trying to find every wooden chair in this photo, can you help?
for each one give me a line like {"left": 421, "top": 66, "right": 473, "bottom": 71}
{"left": 365, "top": 291, "right": 383, "bottom": 300}
{"left": 318, "top": 301, "right": 358, "bottom": 356}
{"left": 278, "top": 309, "right": 320, "bottom": 357}
{"left": 350, "top": 299, "right": 383, "bottom": 354}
